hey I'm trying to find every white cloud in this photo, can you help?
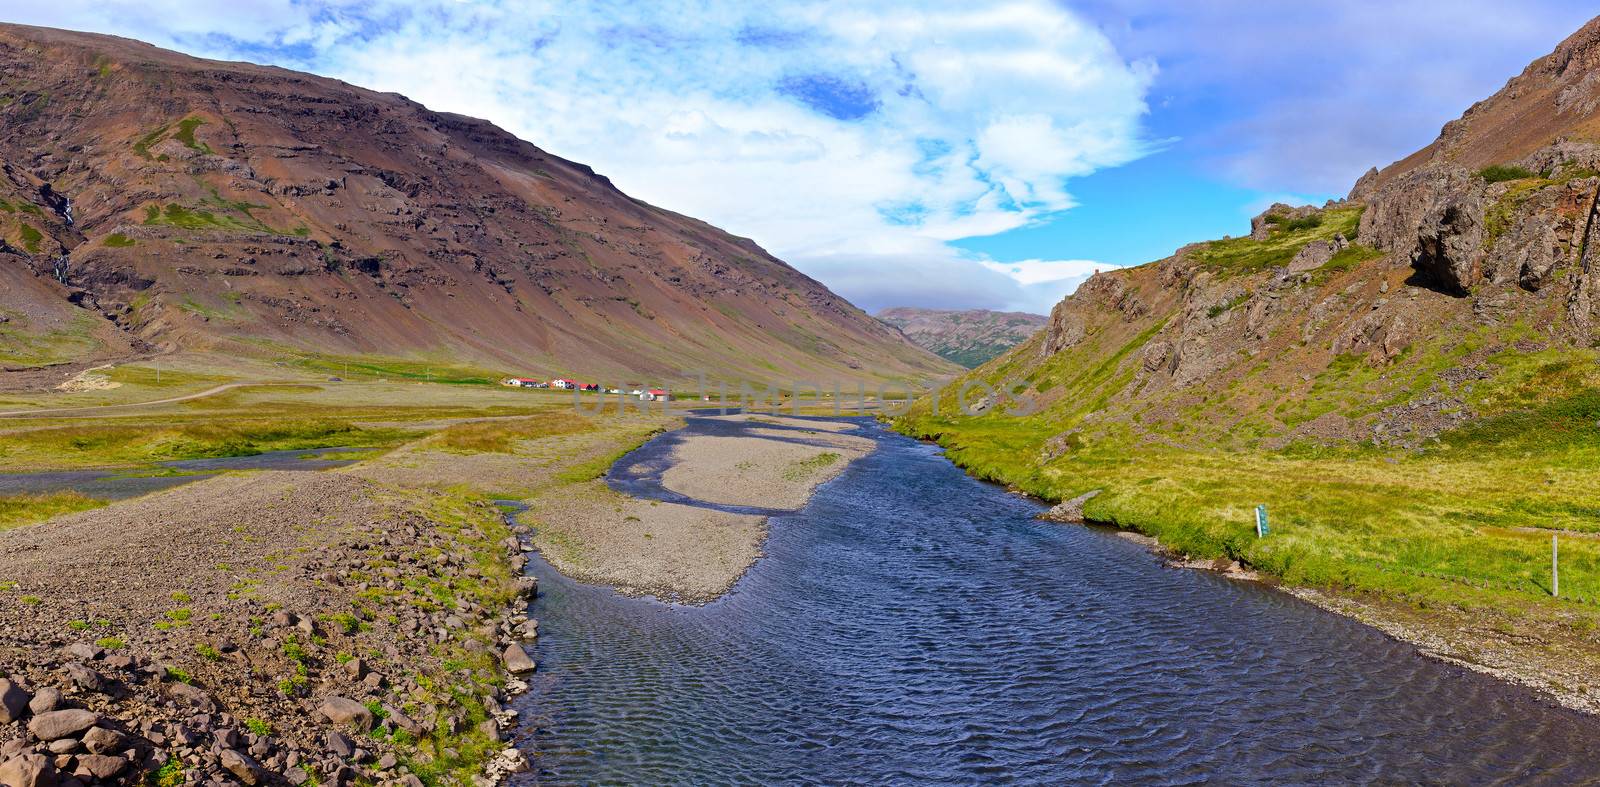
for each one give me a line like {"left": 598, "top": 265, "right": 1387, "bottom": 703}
{"left": 4, "top": 0, "right": 1154, "bottom": 311}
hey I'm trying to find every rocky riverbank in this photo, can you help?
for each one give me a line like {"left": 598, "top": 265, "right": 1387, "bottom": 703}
{"left": 0, "top": 471, "right": 541, "bottom": 786}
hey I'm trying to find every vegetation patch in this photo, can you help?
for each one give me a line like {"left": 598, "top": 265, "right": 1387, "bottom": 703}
{"left": 1478, "top": 164, "right": 1536, "bottom": 183}
{"left": 103, "top": 232, "right": 136, "bottom": 247}
{"left": 0, "top": 491, "right": 107, "bottom": 531}
{"left": 1192, "top": 206, "right": 1365, "bottom": 277}
{"left": 17, "top": 223, "right": 43, "bottom": 254}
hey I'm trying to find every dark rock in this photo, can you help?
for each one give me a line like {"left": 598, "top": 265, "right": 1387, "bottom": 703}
{"left": 62, "top": 665, "right": 104, "bottom": 694}
{"left": 325, "top": 731, "right": 354, "bottom": 759}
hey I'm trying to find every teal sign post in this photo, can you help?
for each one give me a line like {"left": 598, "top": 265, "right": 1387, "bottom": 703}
{"left": 1255, "top": 504, "right": 1270, "bottom": 538}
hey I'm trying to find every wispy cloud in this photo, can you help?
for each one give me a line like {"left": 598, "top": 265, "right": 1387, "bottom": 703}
{"left": 6, "top": 0, "right": 1156, "bottom": 314}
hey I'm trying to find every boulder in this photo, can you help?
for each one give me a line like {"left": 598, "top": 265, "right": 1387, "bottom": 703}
{"left": 0, "top": 679, "right": 31, "bottom": 724}
{"left": 62, "top": 665, "right": 104, "bottom": 694}
{"left": 27, "top": 689, "right": 61, "bottom": 716}
{"left": 218, "top": 749, "right": 263, "bottom": 786}
{"left": 79, "top": 727, "right": 123, "bottom": 756}
{"left": 73, "top": 754, "right": 126, "bottom": 780}
{"left": 27, "top": 710, "right": 98, "bottom": 741}
{"left": 0, "top": 754, "right": 57, "bottom": 787}
{"left": 317, "top": 697, "right": 373, "bottom": 731}
{"left": 501, "top": 645, "right": 536, "bottom": 674}
{"left": 165, "top": 682, "right": 215, "bottom": 711}
{"left": 326, "top": 731, "right": 355, "bottom": 759}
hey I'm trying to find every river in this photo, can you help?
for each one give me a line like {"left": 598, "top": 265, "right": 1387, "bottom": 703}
{"left": 516, "top": 415, "right": 1600, "bottom": 784}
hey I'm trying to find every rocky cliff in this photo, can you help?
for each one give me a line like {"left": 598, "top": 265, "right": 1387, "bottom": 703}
{"left": 0, "top": 24, "right": 954, "bottom": 384}
{"left": 876, "top": 307, "right": 1046, "bottom": 368}
{"left": 926, "top": 17, "right": 1600, "bottom": 451}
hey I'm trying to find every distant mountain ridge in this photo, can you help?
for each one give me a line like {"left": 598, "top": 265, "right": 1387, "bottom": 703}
{"left": 876, "top": 307, "right": 1046, "bottom": 368}
{"left": 0, "top": 24, "right": 955, "bottom": 384}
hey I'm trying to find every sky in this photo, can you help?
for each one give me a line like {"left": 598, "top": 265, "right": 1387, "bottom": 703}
{"left": 3, "top": 1, "right": 1596, "bottom": 314}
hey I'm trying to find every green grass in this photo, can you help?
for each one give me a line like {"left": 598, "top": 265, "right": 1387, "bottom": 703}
{"left": 0, "top": 492, "right": 107, "bottom": 531}
{"left": 1191, "top": 205, "right": 1365, "bottom": 277}
{"left": 0, "top": 418, "right": 414, "bottom": 470}
{"left": 103, "top": 233, "right": 136, "bottom": 247}
{"left": 173, "top": 117, "right": 214, "bottom": 154}
{"left": 431, "top": 412, "right": 593, "bottom": 454}
{"left": 1309, "top": 243, "right": 1385, "bottom": 284}
{"left": 17, "top": 223, "right": 43, "bottom": 254}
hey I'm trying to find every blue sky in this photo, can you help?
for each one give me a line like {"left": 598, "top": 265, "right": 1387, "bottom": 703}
{"left": 4, "top": 1, "right": 1597, "bottom": 313}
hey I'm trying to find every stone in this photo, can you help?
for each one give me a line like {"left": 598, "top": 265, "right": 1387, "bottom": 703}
{"left": 0, "top": 754, "right": 58, "bottom": 787}
{"left": 62, "top": 644, "right": 100, "bottom": 662}
{"left": 74, "top": 754, "right": 126, "bottom": 780}
{"left": 0, "top": 679, "right": 31, "bottom": 724}
{"left": 284, "top": 766, "right": 310, "bottom": 786}
{"left": 1038, "top": 489, "right": 1103, "bottom": 524}
{"left": 27, "top": 688, "right": 62, "bottom": 715}
{"left": 400, "top": 776, "right": 425, "bottom": 787}
{"left": 325, "top": 731, "right": 355, "bottom": 759}
{"left": 28, "top": 710, "right": 99, "bottom": 741}
{"left": 218, "top": 750, "right": 262, "bottom": 786}
{"left": 45, "top": 740, "right": 78, "bottom": 756}
{"left": 62, "top": 665, "right": 104, "bottom": 694}
{"left": 166, "top": 682, "right": 215, "bottom": 712}
{"left": 316, "top": 697, "right": 373, "bottom": 731}
{"left": 501, "top": 645, "right": 535, "bottom": 674}
{"left": 79, "top": 727, "right": 123, "bottom": 756}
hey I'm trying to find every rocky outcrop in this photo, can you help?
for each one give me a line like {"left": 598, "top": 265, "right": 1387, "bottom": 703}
{"left": 1358, "top": 166, "right": 1486, "bottom": 295}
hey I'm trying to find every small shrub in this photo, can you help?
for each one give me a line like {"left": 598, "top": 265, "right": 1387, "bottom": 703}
{"left": 195, "top": 643, "right": 222, "bottom": 661}
{"left": 165, "top": 667, "right": 192, "bottom": 684}
{"left": 95, "top": 636, "right": 126, "bottom": 650}
{"left": 19, "top": 595, "right": 41, "bottom": 605}
{"left": 103, "top": 233, "right": 135, "bottom": 247}
{"left": 171, "top": 590, "right": 193, "bottom": 603}
{"left": 1478, "top": 164, "right": 1535, "bottom": 183}
{"left": 67, "top": 620, "right": 90, "bottom": 631}
{"left": 244, "top": 718, "right": 271, "bottom": 736}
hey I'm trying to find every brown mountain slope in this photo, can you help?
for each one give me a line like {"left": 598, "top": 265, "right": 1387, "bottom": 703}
{"left": 1357, "top": 15, "right": 1600, "bottom": 195}
{"left": 0, "top": 24, "right": 955, "bottom": 384}
{"left": 876, "top": 307, "right": 1045, "bottom": 368}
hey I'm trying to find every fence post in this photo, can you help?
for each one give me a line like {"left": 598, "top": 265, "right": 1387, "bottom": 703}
{"left": 1255, "top": 504, "right": 1269, "bottom": 538}
{"left": 1553, "top": 534, "right": 1560, "bottom": 598}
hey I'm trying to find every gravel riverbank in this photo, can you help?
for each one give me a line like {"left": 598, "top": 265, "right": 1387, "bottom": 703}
{"left": 0, "top": 472, "right": 540, "bottom": 786}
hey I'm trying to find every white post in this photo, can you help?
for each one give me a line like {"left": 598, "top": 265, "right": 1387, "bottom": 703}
{"left": 1553, "top": 534, "right": 1560, "bottom": 598}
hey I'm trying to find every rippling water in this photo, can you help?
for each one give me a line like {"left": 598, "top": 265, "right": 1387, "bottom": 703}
{"left": 514, "top": 416, "right": 1600, "bottom": 785}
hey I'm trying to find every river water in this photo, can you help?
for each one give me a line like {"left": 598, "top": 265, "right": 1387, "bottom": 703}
{"left": 515, "top": 415, "right": 1600, "bottom": 785}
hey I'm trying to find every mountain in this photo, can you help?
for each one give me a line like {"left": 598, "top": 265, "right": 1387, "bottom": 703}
{"left": 876, "top": 307, "right": 1046, "bottom": 368}
{"left": 893, "top": 17, "right": 1600, "bottom": 703}
{"left": 0, "top": 24, "right": 955, "bottom": 384}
